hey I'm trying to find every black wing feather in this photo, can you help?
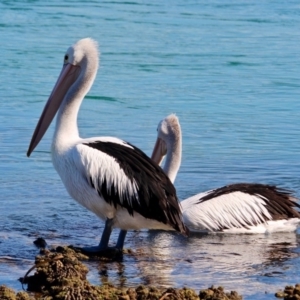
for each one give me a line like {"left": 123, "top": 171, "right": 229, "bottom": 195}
{"left": 84, "top": 140, "right": 188, "bottom": 236}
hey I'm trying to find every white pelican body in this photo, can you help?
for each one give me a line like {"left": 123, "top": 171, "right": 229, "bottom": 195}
{"left": 52, "top": 136, "right": 181, "bottom": 232}
{"left": 27, "top": 39, "right": 188, "bottom": 253}
{"left": 151, "top": 114, "right": 300, "bottom": 234}
{"left": 52, "top": 137, "right": 174, "bottom": 231}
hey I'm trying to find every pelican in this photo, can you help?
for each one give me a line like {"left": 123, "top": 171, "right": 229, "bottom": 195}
{"left": 151, "top": 114, "right": 300, "bottom": 233}
{"left": 27, "top": 38, "right": 188, "bottom": 253}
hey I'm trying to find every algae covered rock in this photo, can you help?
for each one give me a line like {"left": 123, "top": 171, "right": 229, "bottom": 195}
{"left": 20, "top": 246, "right": 105, "bottom": 299}
{"left": 17, "top": 244, "right": 245, "bottom": 300}
{"left": 0, "top": 285, "right": 33, "bottom": 300}
{"left": 0, "top": 285, "right": 17, "bottom": 300}
{"left": 275, "top": 283, "right": 300, "bottom": 299}
{"left": 199, "top": 285, "right": 242, "bottom": 300}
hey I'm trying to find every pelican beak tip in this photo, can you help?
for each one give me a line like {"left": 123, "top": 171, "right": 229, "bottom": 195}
{"left": 26, "top": 148, "right": 32, "bottom": 157}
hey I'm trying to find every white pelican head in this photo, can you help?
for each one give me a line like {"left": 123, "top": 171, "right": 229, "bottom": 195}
{"left": 27, "top": 38, "right": 99, "bottom": 157}
{"left": 151, "top": 113, "right": 181, "bottom": 166}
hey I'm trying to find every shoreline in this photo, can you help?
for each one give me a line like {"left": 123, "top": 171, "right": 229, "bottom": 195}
{"left": 0, "top": 245, "right": 296, "bottom": 300}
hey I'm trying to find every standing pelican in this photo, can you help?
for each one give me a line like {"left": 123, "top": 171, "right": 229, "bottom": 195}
{"left": 27, "top": 38, "right": 188, "bottom": 253}
{"left": 151, "top": 114, "right": 300, "bottom": 233}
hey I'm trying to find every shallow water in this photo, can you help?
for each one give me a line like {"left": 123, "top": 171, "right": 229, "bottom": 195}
{"left": 1, "top": 0, "right": 300, "bottom": 299}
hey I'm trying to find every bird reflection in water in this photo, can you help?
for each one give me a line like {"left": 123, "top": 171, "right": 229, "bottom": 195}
{"left": 87, "top": 230, "right": 300, "bottom": 297}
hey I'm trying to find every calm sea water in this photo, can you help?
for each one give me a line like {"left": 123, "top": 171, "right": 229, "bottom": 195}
{"left": 1, "top": 1, "right": 300, "bottom": 299}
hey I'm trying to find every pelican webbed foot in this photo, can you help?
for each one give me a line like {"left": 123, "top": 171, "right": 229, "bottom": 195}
{"left": 75, "top": 245, "right": 123, "bottom": 257}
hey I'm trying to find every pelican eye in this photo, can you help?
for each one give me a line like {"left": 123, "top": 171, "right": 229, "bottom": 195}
{"left": 64, "top": 54, "right": 69, "bottom": 61}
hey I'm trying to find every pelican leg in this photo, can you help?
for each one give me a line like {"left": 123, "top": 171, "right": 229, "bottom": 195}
{"left": 79, "top": 218, "right": 114, "bottom": 254}
{"left": 115, "top": 230, "right": 127, "bottom": 250}
{"left": 98, "top": 218, "right": 114, "bottom": 248}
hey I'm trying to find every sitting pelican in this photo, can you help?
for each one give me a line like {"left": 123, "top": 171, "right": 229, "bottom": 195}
{"left": 27, "top": 38, "right": 188, "bottom": 253}
{"left": 151, "top": 114, "right": 300, "bottom": 233}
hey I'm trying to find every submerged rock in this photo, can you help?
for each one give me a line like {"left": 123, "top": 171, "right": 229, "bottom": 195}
{"left": 33, "top": 238, "right": 47, "bottom": 249}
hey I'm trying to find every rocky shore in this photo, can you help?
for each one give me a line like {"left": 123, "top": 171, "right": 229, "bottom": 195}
{"left": 0, "top": 244, "right": 297, "bottom": 300}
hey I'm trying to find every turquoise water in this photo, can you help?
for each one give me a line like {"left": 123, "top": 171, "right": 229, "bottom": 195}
{"left": 1, "top": 1, "right": 300, "bottom": 298}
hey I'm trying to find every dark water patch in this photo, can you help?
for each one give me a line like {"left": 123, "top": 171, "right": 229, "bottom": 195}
{"left": 132, "top": 20, "right": 161, "bottom": 26}
{"left": 231, "top": 54, "right": 247, "bottom": 58}
{"left": 180, "top": 12, "right": 196, "bottom": 16}
{"left": 62, "top": 13, "right": 98, "bottom": 19}
{"left": 0, "top": 24, "right": 22, "bottom": 28}
{"left": 102, "top": 1, "right": 141, "bottom": 5}
{"left": 127, "top": 105, "right": 151, "bottom": 110}
{"left": 227, "top": 61, "right": 259, "bottom": 66}
{"left": 9, "top": 7, "right": 33, "bottom": 11}
{"left": 209, "top": 16, "right": 276, "bottom": 24}
{"left": 214, "top": 3, "right": 252, "bottom": 8}
{"left": 85, "top": 95, "right": 119, "bottom": 102}
{"left": 103, "top": 17, "right": 125, "bottom": 21}
{"left": 104, "top": 51, "right": 142, "bottom": 56}
{"left": 243, "top": 18, "right": 275, "bottom": 24}
{"left": 263, "top": 271, "right": 284, "bottom": 277}
{"left": 38, "top": 3, "right": 80, "bottom": 8}
{"left": 151, "top": 53, "right": 249, "bottom": 59}
{"left": 102, "top": 0, "right": 160, "bottom": 7}
{"left": 26, "top": 98, "right": 51, "bottom": 103}
{"left": 137, "top": 64, "right": 159, "bottom": 72}
{"left": 272, "top": 81, "right": 300, "bottom": 88}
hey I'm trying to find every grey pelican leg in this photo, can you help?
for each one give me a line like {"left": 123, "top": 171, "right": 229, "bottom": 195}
{"left": 80, "top": 218, "right": 114, "bottom": 254}
{"left": 115, "top": 230, "right": 127, "bottom": 250}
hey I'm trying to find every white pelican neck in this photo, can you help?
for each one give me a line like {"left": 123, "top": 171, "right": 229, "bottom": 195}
{"left": 53, "top": 43, "right": 99, "bottom": 148}
{"left": 163, "top": 134, "right": 181, "bottom": 183}
{"left": 158, "top": 114, "right": 182, "bottom": 184}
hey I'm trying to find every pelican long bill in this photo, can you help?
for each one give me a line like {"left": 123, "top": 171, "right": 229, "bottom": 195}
{"left": 27, "top": 63, "right": 81, "bottom": 157}
{"left": 151, "top": 137, "right": 165, "bottom": 165}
